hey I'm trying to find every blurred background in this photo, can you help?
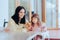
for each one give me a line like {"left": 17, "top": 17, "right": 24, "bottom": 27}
{"left": 0, "top": 0, "right": 60, "bottom": 39}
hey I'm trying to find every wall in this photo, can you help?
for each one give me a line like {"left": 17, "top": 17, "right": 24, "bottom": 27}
{"left": 0, "top": 0, "right": 8, "bottom": 28}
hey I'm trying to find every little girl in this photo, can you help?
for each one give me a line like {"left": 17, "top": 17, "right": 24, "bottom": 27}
{"left": 28, "top": 13, "right": 47, "bottom": 40}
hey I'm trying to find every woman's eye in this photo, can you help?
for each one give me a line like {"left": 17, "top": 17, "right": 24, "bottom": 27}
{"left": 20, "top": 12, "right": 22, "bottom": 13}
{"left": 19, "top": 11, "right": 25, "bottom": 14}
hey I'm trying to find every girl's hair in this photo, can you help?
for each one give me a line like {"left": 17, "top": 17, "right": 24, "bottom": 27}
{"left": 31, "top": 13, "right": 41, "bottom": 27}
{"left": 12, "top": 6, "right": 26, "bottom": 24}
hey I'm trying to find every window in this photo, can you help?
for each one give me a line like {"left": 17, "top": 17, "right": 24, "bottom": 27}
{"left": 46, "top": 0, "right": 57, "bottom": 28}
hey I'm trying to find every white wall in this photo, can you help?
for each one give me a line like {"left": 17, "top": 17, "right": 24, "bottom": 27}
{"left": 0, "top": 0, "right": 8, "bottom": 27}
{"left": 58, "top": 0, "right": 60, "bottom": 28}
{"left": 9, "top": 0, "right": 15, "bottom": 19}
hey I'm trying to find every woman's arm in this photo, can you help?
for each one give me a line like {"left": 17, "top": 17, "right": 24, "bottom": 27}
{"left": 4, "top": 21, "right": 11, "bottom": 32}
{"left": 4, "top": 19, "right": 15, "bottom": 32}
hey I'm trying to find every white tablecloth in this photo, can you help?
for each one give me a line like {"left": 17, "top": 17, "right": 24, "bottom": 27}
{"left": 0, "top": 32, "right": 35, "bottom": 40}
{"left": 0, "top": 31, "right": 49, "bottom": 40}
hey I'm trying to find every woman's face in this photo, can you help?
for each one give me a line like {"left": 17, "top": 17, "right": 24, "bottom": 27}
{"left": 19, "top": 9, "right": 25, "bottom": 19}
{"left": 32, "top": 17, "right": 38, "bottom": 24}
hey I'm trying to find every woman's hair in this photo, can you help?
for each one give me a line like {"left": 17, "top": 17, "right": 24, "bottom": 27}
{"left": 31, "top": 13, "right": 41, "bottom": 27}
{"left": 12, "top": 6, "right": 26, "bottom": 24}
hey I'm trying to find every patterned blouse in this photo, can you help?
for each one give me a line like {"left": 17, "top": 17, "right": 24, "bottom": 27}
{"left": 6, "top": 18, "right": 28, "bottom": 33}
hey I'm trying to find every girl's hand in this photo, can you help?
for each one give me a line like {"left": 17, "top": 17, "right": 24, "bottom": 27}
{"left": 41, "top": 26, "right": 47, "bottom": 32}
{"left": 25, "top": 22, "right": 31, "bottom": 31}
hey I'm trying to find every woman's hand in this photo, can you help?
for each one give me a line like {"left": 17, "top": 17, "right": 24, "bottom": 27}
{"left": 4, "top": 28, "right": 10, "bottom": 32}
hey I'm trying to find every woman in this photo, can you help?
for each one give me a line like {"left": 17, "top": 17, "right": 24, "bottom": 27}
{"left": 5, "top": 6, "right": 28, "bottom": 32}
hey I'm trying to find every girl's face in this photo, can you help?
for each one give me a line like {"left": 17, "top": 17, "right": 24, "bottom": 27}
{"left": 32, "top": 17, "right": 38, "bottom": 24}
{"left": 19, "top": 9, "right": 25, "bottom": 19}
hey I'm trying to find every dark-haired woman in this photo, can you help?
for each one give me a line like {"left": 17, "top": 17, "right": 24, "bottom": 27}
{"left": 5, "top": 6, "right": 28, "bottom": 32}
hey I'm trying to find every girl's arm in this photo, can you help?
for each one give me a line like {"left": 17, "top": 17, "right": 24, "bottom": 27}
{"left": 41, "top": 22, "right": 47, "bottom": 32}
